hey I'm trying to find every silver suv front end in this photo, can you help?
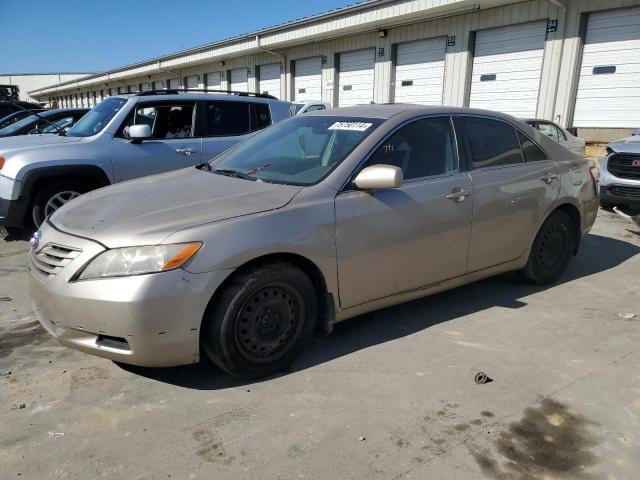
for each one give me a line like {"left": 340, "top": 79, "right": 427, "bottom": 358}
{"left": 599, "top": 152, "right": 640, "bottom": 206}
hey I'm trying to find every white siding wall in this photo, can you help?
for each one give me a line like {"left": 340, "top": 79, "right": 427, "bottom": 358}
{"left": 29, "top": 0, "right": 640, "bottom": 134}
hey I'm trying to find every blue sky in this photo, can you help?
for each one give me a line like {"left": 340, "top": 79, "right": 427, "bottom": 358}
{"left": 0, "top": 0, "right": 358, "bottom": 73}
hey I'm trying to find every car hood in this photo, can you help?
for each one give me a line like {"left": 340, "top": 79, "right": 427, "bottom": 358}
{"left": 0, "top": 134, "right": 83, "bottom": 153}
{"left": 608, "top": 135, "right": 640, "bottom": 154}
{"left": 49, "top": 167, "right": 303, "bottom": 248}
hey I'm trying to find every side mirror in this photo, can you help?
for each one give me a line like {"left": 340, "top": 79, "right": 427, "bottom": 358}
{"left": 129, "top": 124, "right": 151, "bottom": 143}
{"left": 353, "top": 165, "right": 403, "bottom": 190}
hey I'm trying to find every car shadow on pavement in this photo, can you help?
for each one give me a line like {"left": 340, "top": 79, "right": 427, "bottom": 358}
{"left": 118, "top": 233, "right": 639, "bottom": 390}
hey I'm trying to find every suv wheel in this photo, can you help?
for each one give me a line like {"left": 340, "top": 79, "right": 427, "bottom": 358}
{"left": 31, "top": 181, "right": 91, "bottom": 227}
{"left": 520, "top": 210, "right": 575, "bottom": 285}
{"left": 202, "top": 262, "right": 317, "bottom": 379}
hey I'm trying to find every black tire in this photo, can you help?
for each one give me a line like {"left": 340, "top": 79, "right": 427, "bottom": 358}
{"left": 201, "top": 262, "right": 317, "bottom": 379}
{"left": 31, "top": 181, "right": 91, "bottom": 228}
{"left": 520, "top": 210, "right": 576, "bottom": 285}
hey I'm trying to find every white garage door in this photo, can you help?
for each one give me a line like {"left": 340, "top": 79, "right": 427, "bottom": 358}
{"left": 294, "top": 57, "right": 322, "bottom": 101}
{"left": 231, "top": 68, "right": 248, "bottom": 92}
{"left": 185, "top": 75, "right": 199, "bottom": 90}
{"left": 141, "top": 83, "right": 152, "bottom": 92}
{"left": 574, "top": 7, "right": 640, "bottom": 128}
{"left": 259, "top": 63, "right": 281, "bottom": 98}
{"left": 338, "top": 49, "right": 375, "bottom": 107}
{"left": 129, "top": 84, "right": 140, "bottom": 93}
{"left": 153, "top": 80, "right": 165, "bottom": 90}
{"left": 394, "top": 38, "right": 446, "bottom": 105}
{"left": 469, "top": 22, "right": 547, "bottom": 117}
{"left": 205, "top": 72, "right": 221, "bottom": 91}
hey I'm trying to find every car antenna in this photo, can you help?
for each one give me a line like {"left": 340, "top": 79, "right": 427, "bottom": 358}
{"left": 0, "top": 86, "right": 66, "bottom": 135}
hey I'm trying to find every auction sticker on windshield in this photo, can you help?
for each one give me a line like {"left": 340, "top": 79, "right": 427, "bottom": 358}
{"left": 328, "top": 122, "right": 373, "bottom": 132}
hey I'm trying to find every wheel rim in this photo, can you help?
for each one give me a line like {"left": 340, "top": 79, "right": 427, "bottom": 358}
{"left": 537, "top": 223, "right": 566, "bottom": 272}
{"left": 44, "top": 191, "right": 81, "bottom": 218}
{"left": 235, "top": 283, "right": 304, "bottom": 364}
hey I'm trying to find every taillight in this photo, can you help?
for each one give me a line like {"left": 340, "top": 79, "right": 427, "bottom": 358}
{"left": 0, "top": 156, "right": 4, "bottom": 170}
{"left": 589, "top": 166, "right": 599, "bottom": 184}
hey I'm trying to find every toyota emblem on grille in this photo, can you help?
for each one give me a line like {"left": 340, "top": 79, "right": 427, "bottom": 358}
{"left": 30, "top": 231, "right": 42, "bottom": 249}
{"left": 632, "top": 159, "right": 640, "bottom": 167}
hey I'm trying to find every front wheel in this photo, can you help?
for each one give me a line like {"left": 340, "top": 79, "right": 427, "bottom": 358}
{"left": 202, "top": 262, "right": 317, "bottom": 379}
{"left": 31, "top": 181, "right": 91, "bottom": 228}
{"left": 520, "top": 210, "right": 575, "bottom": 285}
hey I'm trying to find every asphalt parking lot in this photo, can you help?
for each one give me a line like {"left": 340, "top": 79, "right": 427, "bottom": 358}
{"left": 1, "top": 209, "right": 639, "bottom": 480}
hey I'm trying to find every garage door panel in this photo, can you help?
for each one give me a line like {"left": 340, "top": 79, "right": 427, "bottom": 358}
{"left": 295, "top": 57, "right": 322, "bottom": 102}
{"left": 259, "top": 63, "right": 281, "bottom": 98}
{"left": 574, "top": 7, "right": 640, "bottom": 128}
{"left": 231, "top": 69, "right": 248, "bottom": 92}
{"left": 205, "top": 72, "right": 221, "bottom": 90}
{"left": 339, "top": 49, "right": 375, "bottom": 107}
{"left": 469, "top": 22, "right": 546, "bottom": 118}
{"left": 394, "top": 38, "right": 446, "bottom": 105}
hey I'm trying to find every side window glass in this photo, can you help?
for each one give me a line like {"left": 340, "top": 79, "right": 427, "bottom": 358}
{"left": 120, "top": 104, "right": 194, "bottom": 139}
{"left": 536, "top": 122, "right": 560, "bottom": 142}
{"left": 205, "top": 102, "right": 250, "bottom": 136}
{"left": 518, "top": 132, "right": 549, "bottom": 163}
{"left": 41, "top": 116, "right": 75, "bottom": 133}
{"left": 367, "top": 117, "right": 458, "bottom": 180}
{"left": 306, "top": 104, "right": 326, "bottom": 112}
{"left": 463, "top": 117, "right": 523, "bottom": 169}
{"left": 253, "top": 103, "right": 271, "bottom": 131}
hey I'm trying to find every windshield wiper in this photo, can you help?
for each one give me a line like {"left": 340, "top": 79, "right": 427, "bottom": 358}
{"left": 211, "top": 168, "right": 255, "bottom": 181}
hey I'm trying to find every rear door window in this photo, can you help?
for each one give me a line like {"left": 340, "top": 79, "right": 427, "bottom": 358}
{"left": 252, "top": 103, "right": 271, "bottom": 131}
{"left": 462, "top": 117, "right": 523, "bottom": 169}
{"left": 204, "top": 101, "right": 251, "bottom": 136}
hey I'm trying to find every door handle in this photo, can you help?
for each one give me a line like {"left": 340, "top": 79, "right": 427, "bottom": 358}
{"left": 539, "top": 172, "right": 557, "bottom": 184}
{"left": 446, "top": 188, "right": 471, "bottom": 202}
{"left": 176, "top": 147, "right": 197, "bottom": 156}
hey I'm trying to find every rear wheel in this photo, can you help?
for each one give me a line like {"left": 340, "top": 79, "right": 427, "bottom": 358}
{"left": 520, "top": 210, "right": 575, "bottom": 285}
{"left": 202, "top": 262, "right": 317, "bottom": 379}
{"left": 31, "top": 181, "right": 91, "bottom": 227}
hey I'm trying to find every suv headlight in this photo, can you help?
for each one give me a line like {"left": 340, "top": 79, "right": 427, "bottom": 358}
{"left": 76, "top": 243, "right": 202, "bottom": 280}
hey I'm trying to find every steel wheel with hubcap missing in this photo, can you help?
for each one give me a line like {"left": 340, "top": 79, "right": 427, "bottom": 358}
{"left": 202, "top": 262, "right": 317, "bottom": 379}
{"left": 520, "top": 210, "right": 575, "bottom": 285}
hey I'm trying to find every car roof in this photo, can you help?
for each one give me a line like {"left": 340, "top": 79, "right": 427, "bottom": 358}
{"left": 111, "top": 92, "right": 289, "bottom": 104}
{"left": 306, "top": 104, "right": 524, "bottom": 121}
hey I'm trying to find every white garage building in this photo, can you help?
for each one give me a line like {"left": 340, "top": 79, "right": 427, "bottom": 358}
{"left": 0, "top": 72, "right": 92, "bottom": 103}
{"left": 29, "top": 0, "right": 640, "bottom": 141}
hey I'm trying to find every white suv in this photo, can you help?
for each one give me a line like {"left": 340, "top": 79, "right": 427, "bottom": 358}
{"left": 599, "top": 134, "right": 640, "bottom": 209}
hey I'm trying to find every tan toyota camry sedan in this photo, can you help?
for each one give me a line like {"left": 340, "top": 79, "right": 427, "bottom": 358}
{"left": 28, "top": 105, "right": 599, "bottom": 378}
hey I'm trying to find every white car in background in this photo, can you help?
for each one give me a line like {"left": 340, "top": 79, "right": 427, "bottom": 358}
{"left": 289, "top": 101, "right": 332, "bottom": 115}
{"left": 524, "top": 119, "right": 586, "bottom": 157}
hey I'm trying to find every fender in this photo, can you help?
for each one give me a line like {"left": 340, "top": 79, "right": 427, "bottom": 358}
{"left": 20, "top": 165, "right": 112, "bottom": 197}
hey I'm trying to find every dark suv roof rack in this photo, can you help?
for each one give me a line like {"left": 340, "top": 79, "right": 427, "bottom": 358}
{"left": 134, "top": 89, "right": 277, "bottom": 100}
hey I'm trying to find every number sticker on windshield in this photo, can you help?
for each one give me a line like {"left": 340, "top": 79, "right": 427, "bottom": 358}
{"left": 328, "top": 122, "right": 373, "bottom": 132}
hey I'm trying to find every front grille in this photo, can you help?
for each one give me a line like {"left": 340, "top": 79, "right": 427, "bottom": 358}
{"left": 610, "top": 185, "right": 640, "bottom": 199}
{"left": 29, "top": 243, "right": 82, "bottom": 280}
{"left": 608, "top": 154, "right": 640, "bottom": 180}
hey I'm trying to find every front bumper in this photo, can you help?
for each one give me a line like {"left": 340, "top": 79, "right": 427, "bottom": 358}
{"left": 600, "top": 185, "right": 640, "bottom": 206}
{"left": 0, "top": 195, "right": 30, "bottom": 228}
{"left": 28, "top": 222, "right": 233, "bottom": 367}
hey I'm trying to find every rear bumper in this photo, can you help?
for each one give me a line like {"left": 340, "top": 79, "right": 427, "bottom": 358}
{"left": 600, "top": 185, "right": 640, "bottom": 206}
{"left": 0, "top": 195, "right": 29, "bottom": 228}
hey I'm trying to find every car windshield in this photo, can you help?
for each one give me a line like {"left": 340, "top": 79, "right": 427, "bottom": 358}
{"left": 289, "top": 103, "right": 305, "bottom": 115}
{"left": 208, "top": 115, "right": 383, "bottom": 186}
{"left": 67, "top": 97, "right": 128, "bottom": 137}
{"left": 0, "top": 113, "right": 44, "bottom": 135}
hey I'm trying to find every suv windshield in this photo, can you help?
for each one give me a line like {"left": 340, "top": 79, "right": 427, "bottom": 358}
{"left": 209, "top": 115, "right": 382, "bottom": 186}
{"left": 67, "top": 97, "right": 128, "bottom": 137}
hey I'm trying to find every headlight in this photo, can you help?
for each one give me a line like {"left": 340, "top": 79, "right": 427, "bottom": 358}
{"left": 77, "top": 242, "right": 202, "bottom": 280}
